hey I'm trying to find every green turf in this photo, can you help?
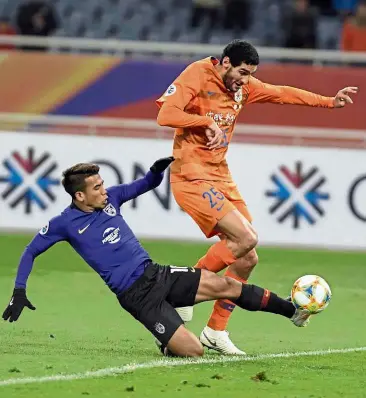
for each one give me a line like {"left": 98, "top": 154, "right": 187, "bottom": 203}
{"left": 0, "top": 234, "right": 365, "bottom": 397}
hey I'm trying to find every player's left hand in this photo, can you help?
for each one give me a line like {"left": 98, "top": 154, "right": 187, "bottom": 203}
{"left": 150, "top": 156, "right": 175, "bottom": 174}
{"left": 206, "top": 121, "right": 224, "bottom": 150}
{"left": 333, "top": 87, "right": 358, "bottom": 108}
{"left": 2, "top": 288, "right": 36, "bottom": 323}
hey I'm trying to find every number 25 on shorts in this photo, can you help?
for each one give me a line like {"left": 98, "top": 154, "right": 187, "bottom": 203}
{"left": 202, "top": 187, "right": 225, "bottom": 211}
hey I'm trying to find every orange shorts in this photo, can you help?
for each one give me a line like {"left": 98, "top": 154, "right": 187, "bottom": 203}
{"left": 171, "top": 180, "right": 252, "bottom": 238}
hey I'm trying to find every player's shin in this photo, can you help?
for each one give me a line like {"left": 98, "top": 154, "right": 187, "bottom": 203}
{"left": 179, "top": 240, "right": 238, "bottom": 325}
{"left": 207, "top": 269, "right": 246, "bottom": 331}
{"left": 233, "top": 284, "right": 296, "bottom": 319}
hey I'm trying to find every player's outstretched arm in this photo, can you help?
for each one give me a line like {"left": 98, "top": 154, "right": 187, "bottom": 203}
{"left": 247, "top": 78, "right": 358, "bottom": 109}
{"left": 107, "top": 156, "right": 174, "bottom": 206}
{"left": 2, "top": 217, "right": 66, "bottom": 323}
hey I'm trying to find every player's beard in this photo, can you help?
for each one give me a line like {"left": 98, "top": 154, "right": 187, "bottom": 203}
{"left": 223, "top": 68, "right": 241, "bottom": 92}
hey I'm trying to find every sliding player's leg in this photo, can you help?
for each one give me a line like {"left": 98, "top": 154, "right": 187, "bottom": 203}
{"left": 195, "top": 269, "right": 311, "bottom": 328}
{"left": 164, "top": 324, "right": 204, "bottom": 357}
{"left": 130, "top": 262, "right": 309, "bottom": 358}
{"left": 163, "top": 267, "right": 310, "bottom": 356}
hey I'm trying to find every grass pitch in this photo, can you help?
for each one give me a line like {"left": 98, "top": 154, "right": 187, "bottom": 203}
{"left": 0, "top": 234, "right": 365, "bottom": 397}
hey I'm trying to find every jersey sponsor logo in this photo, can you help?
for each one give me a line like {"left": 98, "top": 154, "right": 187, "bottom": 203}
{"left": 165, "top": 84, "right": 176, "bottom": 96}
{"left": 103, "top": 203, "right": 116, "bottom": 217}
{"left": 154, "top": 322, "right": 165, "bottom": 334}
{"left": 78, "top": 224, "right": 90, "bottom": 234}
{"left": 102, "top": 227, "right": 121, "bottom": 244}
{"left": 206, "top": 111, "right": 236, "bottom": 127}
{"left": 39, "top": 222, "right": 49, "bottom": 235}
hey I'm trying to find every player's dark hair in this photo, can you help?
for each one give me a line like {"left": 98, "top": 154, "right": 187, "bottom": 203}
{"left": 220, "top": 40, "right": 259, "bottom": 67}
{"left": 62, "top": 163, "right": 100, "bottom": 198}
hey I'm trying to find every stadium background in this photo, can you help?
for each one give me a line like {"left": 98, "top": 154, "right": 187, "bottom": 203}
{"left": 0, "top": 1, "right": 365, "bottom": 397}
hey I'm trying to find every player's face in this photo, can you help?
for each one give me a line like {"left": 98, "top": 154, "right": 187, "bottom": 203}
{"left": 82, "top": 174, "right": 108, "bottom": 209}
{"left": 222, "top": 60, "right": 257, "bottom": 92}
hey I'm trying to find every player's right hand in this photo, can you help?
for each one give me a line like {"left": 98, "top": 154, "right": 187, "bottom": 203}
{"left": 206, "top": 122, "right": 224, "bottom": 150}
{"left": 333, "top": 86, "right": 358, "bottom": 108}
{"left": 2, "top": 288, "right": 36, "bottom": 323}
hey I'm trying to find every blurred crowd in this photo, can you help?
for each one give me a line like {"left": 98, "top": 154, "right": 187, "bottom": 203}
{"left": 0, "top": 0, "right": 365, "bottom": 52}
{"left": 192, "top": 0, "right": 366, "bottom": 50}
{"left": 0, "top": 0, "right": 57, "bottom": 50}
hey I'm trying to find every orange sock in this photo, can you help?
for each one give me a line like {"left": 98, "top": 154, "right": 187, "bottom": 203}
{"left": 195, "top": 240, "right": 237, "bottom": 273}
{"left": 207, "top": 269, "right": 247, "bottom": 331}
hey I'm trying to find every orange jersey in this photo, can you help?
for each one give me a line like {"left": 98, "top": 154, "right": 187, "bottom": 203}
{"left": 156, "top": 57, "right": 334, "bottom": 183}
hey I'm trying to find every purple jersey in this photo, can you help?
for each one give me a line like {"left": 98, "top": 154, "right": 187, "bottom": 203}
{"left": 15, "top": 171, "right": 163, "bottom": 295}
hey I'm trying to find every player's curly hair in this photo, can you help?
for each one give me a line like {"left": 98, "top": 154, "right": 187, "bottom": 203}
{"left": 62, "top": 163, "right": 100, "bottom": 198}
{"left": 220, "top": 40, "right": 259, "bottom": 67}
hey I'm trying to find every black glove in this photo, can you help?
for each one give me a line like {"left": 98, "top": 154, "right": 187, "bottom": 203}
{"left": 2, "top": 288, "right": 36, "bottom": 323}
{"left": 150, "top": 156, "right": 175, "bottom": 174}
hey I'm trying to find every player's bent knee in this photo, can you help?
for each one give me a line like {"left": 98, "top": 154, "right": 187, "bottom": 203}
{"left": 246, "top": 250, "right": 258, "bottom": 267}
{"left": 170, "top": 340, "right": 204, "bottom": 357}
{"left": 223, "top": 275, "right": 240, "bottom": 290}
{"left": 215, "top": 276, "right": 241, "bottom": 298}
{"left": 167, "top": 325, "right": 204, "bottom": 357}
{"left": 237, "top": 230, "right": 258, "bottom": 258}
{"left": 187, "top": 342, "right": 204, "bottom": 357}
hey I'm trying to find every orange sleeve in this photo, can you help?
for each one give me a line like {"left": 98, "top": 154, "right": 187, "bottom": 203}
{"left": 246, "top": 77, "right": 334, "bottom": 108}
{"left": 156, "top": 63, "right": 212, "bottom": 128}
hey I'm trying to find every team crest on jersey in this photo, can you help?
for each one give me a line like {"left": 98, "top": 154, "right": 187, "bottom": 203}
{"left": 154, "top": 322, "right": 165, "bottom": 334}
{"left": 165, "top": 84, "right": 176, "bottom": 96}
{"left": 103, "top": 203, "right": 116, "bottom": 217}
{"left": 39, "top": 222, "right": 49, "bottom": 235}
{"left": 234, "top": 88, "right": 243, "bottom": 103}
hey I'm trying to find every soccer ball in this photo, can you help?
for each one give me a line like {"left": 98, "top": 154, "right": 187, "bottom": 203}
{"left": 291, "top": 275, "right": 332, "bottom": 314}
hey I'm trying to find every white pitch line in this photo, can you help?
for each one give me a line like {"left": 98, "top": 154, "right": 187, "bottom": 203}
{"left": 0, "top": 346, "right": 365, "bottom": 387}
